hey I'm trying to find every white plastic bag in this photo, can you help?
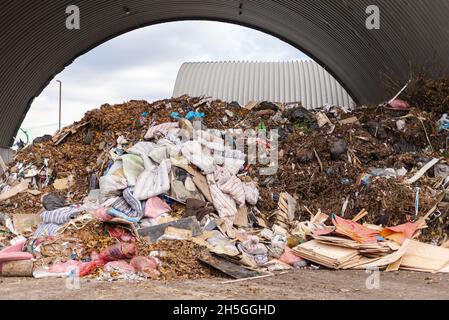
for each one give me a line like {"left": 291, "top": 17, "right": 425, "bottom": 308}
{"left": 149, "top": 146, "right": 169, "bottom": 164}
{"left": 121, "top": 154, "right": 145, "bottom": 186}
{"left": 145, "top": 122, "right": 179, "bottom": 140}
{"left": 133, "top": 157, "right": 171, "bottom": 201}
{"left": 99, "top": 161, "right": 128, "bottom": 195}
{"left": 243, "top": 181, "right": 259, "bottom": 205}
{"left": 240, "top": 236, "right": 268, "bottom": 255}
{"left": 182, "top": 141, "right": 216, "bottom": 174}
{"left": 127, "top": 141, "right": 156, "bottom": 156}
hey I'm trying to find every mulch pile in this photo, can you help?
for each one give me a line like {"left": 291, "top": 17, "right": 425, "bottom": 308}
{"left": 2, "top": 85, "right": 449, "bottom": 244}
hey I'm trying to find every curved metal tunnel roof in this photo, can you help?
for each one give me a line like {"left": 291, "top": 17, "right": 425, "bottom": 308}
{"left": 173, "top": 61, "right": 356, "bottom": 109}
{"left": 1, "top": 0, "right": 449, "bottom": 147}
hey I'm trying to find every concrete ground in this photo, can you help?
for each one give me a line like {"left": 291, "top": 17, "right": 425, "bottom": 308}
{"left": 1, "top": 270, "right": 448, "bottom": 300}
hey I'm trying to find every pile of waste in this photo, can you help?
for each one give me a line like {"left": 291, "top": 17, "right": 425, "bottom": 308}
{"left": 1, "top": 93, "right": 449, "bottom": 280}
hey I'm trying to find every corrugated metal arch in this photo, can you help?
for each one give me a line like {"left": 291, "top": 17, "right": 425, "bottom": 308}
{"left": 173, "top": 60, "right": 356, "bottom": 108}
{"left": 1, "top": 0, "right": 449, "bottom": 147}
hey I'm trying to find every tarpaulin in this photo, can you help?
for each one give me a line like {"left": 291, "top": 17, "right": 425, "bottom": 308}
{"left": 332, "top": 214, "right": 380, "bottom": 244}
{"left": 380, "top": 222, "right": 419, "bottom": 245}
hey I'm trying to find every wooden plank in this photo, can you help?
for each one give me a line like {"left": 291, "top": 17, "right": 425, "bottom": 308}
{"left": 356, "top": 240, "right": 410, "bottom": 269}
{"left": 341, "top": 256, "right": 379, "bottom": 270}
{"left": 352, "top": 209, "right": 368, "bottom": 223}
{"left": 401, "top": 240, "right": 449, "bottom": 272}
{"left": 386, "top": 257, "right": 403, "bottom": 272}
{"left": 293, "top": 240, "right": 359, "bottom": 269}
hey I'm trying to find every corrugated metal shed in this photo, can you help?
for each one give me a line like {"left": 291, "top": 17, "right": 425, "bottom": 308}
{"left": 1, "top": 1, "right": 449, "bottom": 147}
{"left": 173, "top": 61, "right": 355, "bottom": 109}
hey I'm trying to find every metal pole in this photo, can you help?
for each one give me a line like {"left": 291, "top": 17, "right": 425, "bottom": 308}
{"left": 57, "top": 80, "right": 62, "bottom": 130}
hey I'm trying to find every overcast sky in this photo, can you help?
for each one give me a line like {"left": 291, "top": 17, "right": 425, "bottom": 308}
{"left": 20, "top": 21, "right": 308, "bottom": 141}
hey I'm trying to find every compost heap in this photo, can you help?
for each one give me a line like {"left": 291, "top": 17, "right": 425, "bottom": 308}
{"left": 1, "top": 93, "right": 449, "bottom": 279}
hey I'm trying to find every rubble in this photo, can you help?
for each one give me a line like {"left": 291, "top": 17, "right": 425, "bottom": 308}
{"left": 1, "top": 89, "right": 449, "bottom": 281}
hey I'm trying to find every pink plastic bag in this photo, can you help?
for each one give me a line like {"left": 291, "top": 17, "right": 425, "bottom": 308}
{"left": 48, "top": 260, "right": 80, "bottom": 273}
{"left": 0, "top": 252, "right": 34, "bottom": 262}
{"left": 0, "top": 241, "right": 26, "bottom": 253}
{"left": 93, "top": 207, "right": 113, "bottom": 222}
{"left": 380, "top": 222, "right": 418, "bottom": 244}
{"left": 0, "top": 241, "right": 33, "bottom": 262}
{"left": 145, "top": 197, "right": 171, "bottom": 218}
{"left": 48, "top": 260, "right": 103, "bottom": 277}
{"left": 389, "top": 99, "right": 410, "bottom": 110}
{"left": 108, "top": 227, "right": 135, "bottom": 243}
{"left": 99, "top": 243, "right": 136, "bottom": 262}
{"left": 280, "top": 246, "right": 307, "bottom": 268}
{"left": 130, "top": 256, "right": 160, "bottom": 277}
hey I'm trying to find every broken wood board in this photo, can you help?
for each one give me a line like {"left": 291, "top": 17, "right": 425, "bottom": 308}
{"left": 314, "top": 236, "right": 394, "bottom": 258}
{"left": 0, "top": 179, "right": 30, "bottom": 202}
{"left": 341, "top": 256, "right": 379, "bottom": 270}
{"left": 313, "top": 236, "right": 362, "bottom": 249}
{"left": 293, "top": 240, "right": 359, "bottom": 269}
{"left": 352, "top": 209, "right": 368, "bottom": 223}
{"left": 386, "top": 257, "right": 403, "bottom": 272}
{"left": 354, "top": 240, "right": 410, "bottom": 270}
{"left": 438, "top": 263, "right": 449, "bottom": 273}
{"left": 272, "top": 192, "right": 297, "bottom": 229}
{"left": 400, "top": 240, "right": 449, "bottom": 273}
{"left": 198, "top": 254, "right": 261, "bottom": 279}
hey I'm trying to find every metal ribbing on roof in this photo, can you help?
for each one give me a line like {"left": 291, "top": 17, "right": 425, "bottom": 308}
{"left": 1, "top": 0, "right": 449, "bottom": 147}
{"left": 173, "top": 60, "right": 356, "bottom": 109}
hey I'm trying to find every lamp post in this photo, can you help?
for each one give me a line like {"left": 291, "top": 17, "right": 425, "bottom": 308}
{"left": 56, "top": 80, "right": 62, "bottom": 131}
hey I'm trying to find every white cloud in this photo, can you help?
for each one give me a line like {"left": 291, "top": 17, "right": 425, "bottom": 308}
{"left": 20, "top": 21, "right": 307, "bottom": 141}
